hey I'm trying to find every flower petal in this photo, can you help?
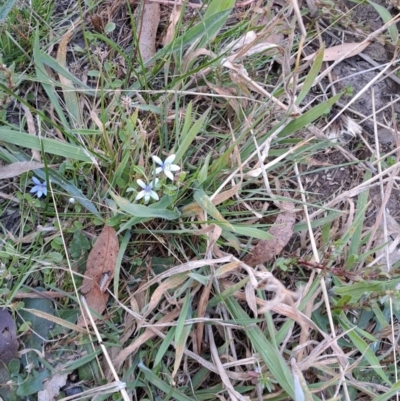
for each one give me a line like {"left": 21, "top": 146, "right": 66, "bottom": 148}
{"left": 135, "top": 190, "right": 145, "bottom": 200}
{"left": 154, "top": 167, "right": 163, "bottom": 175}
{"left": 165, "top": 170, "right": 174, "bottom": 181}
{"left": 37, "top": 190, "right": 43, "bottom": 198}
{"left": 150, "top": 190, "right": 159, "bottom": 201}
{"left": 30, "top": 186, "right": 39, "bottom": 194}
{"left": 137, "top": 179, "right": 146, "bottom": 189}
{"left": 169, "top": 164, "right": 180, "bottom": 172}
{"left": 152, "top": 178, "right": 159, "bottom": 186}
{"left": 144, "top": 193, "right": 150, "bottom": 204}
{"left": 32, "top": 177, "right": 41, "bottom": 185}
{"left": 42, "top": 187, "right": 47, "bottom": 196}
{"left": 165, "top": 154, "right": 176, "bottom": 164}
{"left": 152, "top": 155, "right": 163, "bottom": 166}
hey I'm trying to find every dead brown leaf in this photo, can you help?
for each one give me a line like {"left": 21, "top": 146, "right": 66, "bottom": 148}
{"left": 21, "top": 103, "right": 41, "bottom": 161}
{"left": 38, "top": 370, "right": 68, "bottom": 401}
{"left": 0, "top": 309, "right": 18, "bottom": 363}
{"left": 195, "top": 276, "right": 213, "bottom": 355}
{"left": 0, "top": 161, "right": 44, "bottom": 179}
{"left": 242, "top": 200, "right": 295, "bottom": 266}
{"left": 304, "top": 41, "right": 370, "bottom": 62}
{"left": 138, "top": 3, "right": 160, "bottom": 63}
{"left": 78, "top": 225, "right": 119, "bottom": 326}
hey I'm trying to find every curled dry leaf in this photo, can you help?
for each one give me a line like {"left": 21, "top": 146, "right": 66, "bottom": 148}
{"left": 242, "top": 200, "right": 295, "bottom": 266}
{"left": 304, "top": 41, "right": 370, "bottom": 62}
{"left": 255, "top": 271, "right": 301, "bottom": 313}
{"left": 162, "top": 5, "right": 181, "bottom": 46}
{"left": 138, "top": 3, "right": 160, "bottom": 63}
{"left": 78, "top": 225, "right": 119, "bottom": 326}
{"left": 0, "top": 161, "right": 44, "bottom": 179}
{"left": 38, "top": 370, "right": 68, "bottom": 401}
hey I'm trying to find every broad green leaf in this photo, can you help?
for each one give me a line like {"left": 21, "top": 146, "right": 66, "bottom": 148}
{"left": 17, "top": 369, "right": 49, "bottom": 396}
{"left": 339, "top": 314, "right": 391, "bottom": 385}
{"left": 111, "top": 193, "right": 179, "bottom": 220}
{"left": 0, "top": 0, "right": 16, "bottom": 21}
{"left": 194, "top": 188, "right": 233, "bottom": 230}
{"left": 0, "top": 128, "right": 93, "bottom": 162}
{"left": 116, "top": 195, "right": 177, "bottom": 233}
{"left": 296, "top": 45, "right": 324, "bottom": 105}
{"left": 231, "top": 224, "right": 274, "bottom": 240}
{"left": 175, "top": 108, "right": 210, "bottom": 163}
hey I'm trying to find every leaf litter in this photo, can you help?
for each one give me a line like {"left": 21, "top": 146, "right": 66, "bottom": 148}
{"left": 5, "top": 0, "right": 400, "bottom": 399}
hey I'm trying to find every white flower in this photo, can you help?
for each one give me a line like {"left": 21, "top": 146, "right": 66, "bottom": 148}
{"left": 135, "top": 179, "right": 159, "bottom": 204}
{"left": 152, "top": 154, "right": 180, "bottom": 181}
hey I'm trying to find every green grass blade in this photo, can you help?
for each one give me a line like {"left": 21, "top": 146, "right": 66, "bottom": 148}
{"left": 0, "top": 0, "right": 16, "bottom": 21}
{"left": 37, "top": 169, "right": 101, "bottom": 218}
{"left": 173, "top": 292, "right": 192, "bottom": 377}
{"left": 138, "top": 361, "right": 194, "bottom": 401}
{"left": 225, "top": 297, "right": 295, "bottom": 398}
{"left": 366, "top": 0, "right": 398, "bottom": 43}
{"left": 280, "top": 93, "right": 342, "bottom": 137}
{"left": 0, "top": 128, "right": 93, "bottom": 162}
{"left": 194, "top": 188, "right": 233, "bottom": 230}
{"left": 175, "top": 292, "right": 191, "bottom": 343}
{"left": 113, "top": 230, "right": 130, "bottom": 297}
{"left": 346, "top": 169, "right": 371, "bottom": 269}
{"left": 197, "top": 0, "right": 235, "bottom": 48}
{"left": 339, "top": 314, "right": 391, "bottom": 386}
{"left": 154, "top": 326, "right": 176, "bottom": 367}
{"left": 174, "top": 108, "right": 210, "bottom": 163}
{"left": 145, "top": 9, "right": 232, "bottom": 68}
{"left": 40, "top": 52, "right": 93, "bottom": 92}
{"left": 372, "top": 381, "right": 400, "bottom": 401}
{"left": 296, "top": 45, "right": 324, "bottom": 105}
{"left": 179, "top": 101, "right": 193, "bottom": 142}
{"left": 231, "top": 225, "right": 274, "bottom": 240}
{"left": 33, "top": 29, "right": 70, "bottom": 129}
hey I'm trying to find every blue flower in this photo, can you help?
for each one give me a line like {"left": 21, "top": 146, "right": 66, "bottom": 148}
{"left": 152, "top": 155, "right": 180, "bottom": 181}
{"left": 135, "top": 179, "right": 159, "bottom": 204}
{"left": 30, "top": 177, "right": 47, "bottom": 198}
